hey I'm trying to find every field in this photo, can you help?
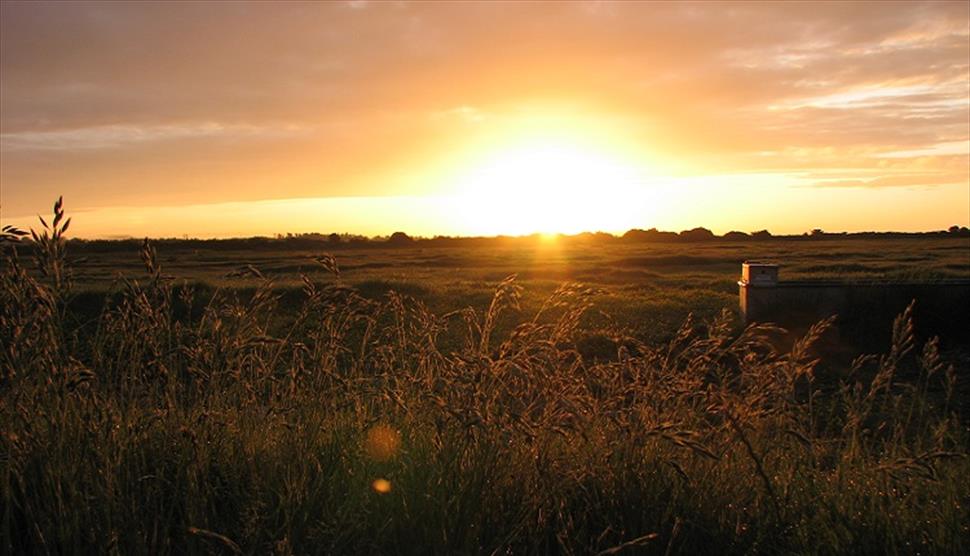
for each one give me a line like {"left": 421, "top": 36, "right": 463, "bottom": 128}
{"left": 66, "top": 233, "right": 970, "bottom": 346}
{"left": 2, "top": 216, "right": 969, "bottom": 554}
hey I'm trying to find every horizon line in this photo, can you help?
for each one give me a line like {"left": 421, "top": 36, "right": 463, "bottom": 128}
{"left": 39, "top": 225, "right": 970, "bottom": 243}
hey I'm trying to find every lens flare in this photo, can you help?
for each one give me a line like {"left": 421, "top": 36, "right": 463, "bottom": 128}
{"left": 372, "top": 478, "right": 392, "bottom": 494}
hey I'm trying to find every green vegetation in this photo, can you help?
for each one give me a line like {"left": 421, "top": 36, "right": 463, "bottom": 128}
{"left": 2, "top": 202, "right": 968, "bottom": 554}
{"left": 43, "top": 220, "right": 970, "bottom": 348}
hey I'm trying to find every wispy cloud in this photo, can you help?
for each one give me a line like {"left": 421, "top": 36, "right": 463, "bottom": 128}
{"left": 876, "top": 140, "right": 970, "bottom": 158}
{"left": 810, "top": 171, "right": 968, "bottom": 188}
{"left": 1, "top": 122, "right": 307, "bottom": 151}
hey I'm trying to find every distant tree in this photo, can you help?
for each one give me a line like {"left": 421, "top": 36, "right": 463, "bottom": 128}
{"left": 810, "top": 228, "right": 825, "bottom": 237}
{"left": 572, "top": 231, "right": 615, "bottom": 244}
{"left": 387, "top": 231, "right": 414, "bottom": 246}
{"left": 678, "top": 227, "right": 715, "bottom": 242}
{"left": 590, "top": 231, "right": 616, "bottom": 243}
{"left": 722, "top": 231, "right": 750, "bottom": 241}
{"left": 328, "top": 233, "right": 341, "bottom": 244}
{"left": 751, "top": 230, "right": 772, "bottom": 240}
{"left": 623, "top": 228, "right": 679, "bottom": 242}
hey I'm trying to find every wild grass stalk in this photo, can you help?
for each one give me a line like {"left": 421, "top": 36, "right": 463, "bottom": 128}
{"left": 1, "top": 200, "right": 967, "bottom": 554}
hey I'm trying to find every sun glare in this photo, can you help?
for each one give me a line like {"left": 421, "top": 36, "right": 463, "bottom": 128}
{"left": 447, "top": 139, "right": 654, "bottom": 236}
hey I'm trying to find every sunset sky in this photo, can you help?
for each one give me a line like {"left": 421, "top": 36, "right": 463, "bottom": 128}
{"left": 1, "top": 1, "right": 968, "bottom": 238}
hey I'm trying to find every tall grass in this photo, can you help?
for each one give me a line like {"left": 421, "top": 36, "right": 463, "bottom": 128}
{"left": 1, "top": 200, "right": 967, "bottom": 554}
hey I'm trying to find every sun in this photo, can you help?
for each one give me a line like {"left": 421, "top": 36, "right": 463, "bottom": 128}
{"left": 446, "top": 138, "right": 654, "bottom": 236}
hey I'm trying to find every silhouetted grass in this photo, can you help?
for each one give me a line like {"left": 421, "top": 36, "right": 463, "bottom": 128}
{"left": 1, "top": 201, "right": 967, "bottom": 554}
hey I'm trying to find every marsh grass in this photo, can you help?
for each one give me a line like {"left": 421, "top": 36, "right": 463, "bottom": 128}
{"left": 1, "top": 200, "right": 967, "bottom": 554}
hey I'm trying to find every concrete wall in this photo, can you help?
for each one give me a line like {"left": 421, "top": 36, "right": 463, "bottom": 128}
{"left": 739, "top": 280, "right": 970, "bottom": 349}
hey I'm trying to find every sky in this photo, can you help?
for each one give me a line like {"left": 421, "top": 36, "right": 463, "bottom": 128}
{"left": 1, "top": 0, "right": 968, "bottom": 238}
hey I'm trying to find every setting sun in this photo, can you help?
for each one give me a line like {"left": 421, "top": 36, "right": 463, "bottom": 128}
{"left": 447, "top": 138, "right": 653, "bottom": 235}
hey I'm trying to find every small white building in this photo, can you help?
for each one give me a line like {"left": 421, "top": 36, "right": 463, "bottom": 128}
{"left": 739, "top": 261, "right": 778, "bottom": 287}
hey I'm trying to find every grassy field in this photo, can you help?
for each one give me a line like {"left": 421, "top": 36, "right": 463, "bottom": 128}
{"left": 2, "top": 211, "right": 969, "bottom": 554}
{"left": 65, "top": 233, "right": 970, "bottom": 347}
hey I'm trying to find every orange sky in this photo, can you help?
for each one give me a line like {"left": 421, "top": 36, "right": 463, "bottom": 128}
{"left": 1, "top": 1, "right": 968, "bottom": 238}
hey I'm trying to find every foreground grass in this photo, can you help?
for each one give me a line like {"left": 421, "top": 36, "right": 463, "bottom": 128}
{"left": 1, "top": 210, "right": 968, "bottom": 554}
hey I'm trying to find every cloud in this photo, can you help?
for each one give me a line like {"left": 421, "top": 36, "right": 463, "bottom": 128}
{"left": 0, "top": 122, "right": 307, "bottom": 151}
{"left": 810, "top": 171, "right": 969, "bottom": 188}
{"left": 876, "top": 140, "right": 970, "bottom": 158}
